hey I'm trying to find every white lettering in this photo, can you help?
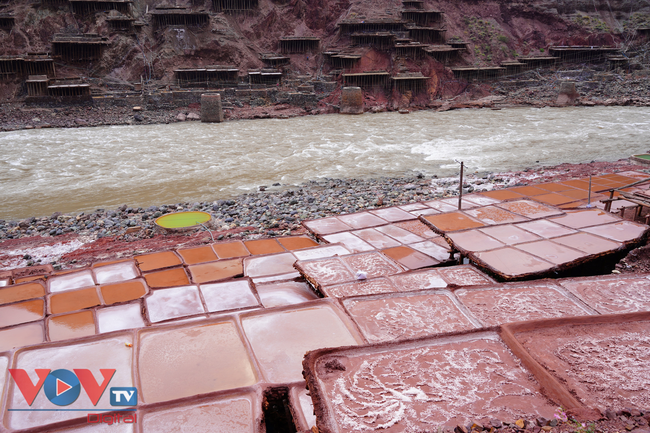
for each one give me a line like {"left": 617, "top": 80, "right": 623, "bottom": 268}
{"left": 112, "top": 390, "right": 134, "bottom": 403}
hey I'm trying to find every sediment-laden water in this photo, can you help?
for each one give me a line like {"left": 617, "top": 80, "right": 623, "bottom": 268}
{"left": 1, "top": 106, "right": 649, "bottom": 220}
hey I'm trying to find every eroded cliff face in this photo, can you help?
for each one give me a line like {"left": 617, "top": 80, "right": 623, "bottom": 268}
{"left": 0, "top": 0, "right": 648, "bottom": 98}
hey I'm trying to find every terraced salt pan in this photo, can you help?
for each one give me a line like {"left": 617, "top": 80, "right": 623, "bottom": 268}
{"left": 515, "top": 319, "right": 650, "bottom": 412}
{"left": 308, "top": 332, "right": 556, "bottom": 432}
{"left": 138, "top": 321, "right": 257, "bottom": 404}
{"left": 141, "top": 392, "right": 259, "bottom": 433}
{"left": 48, "top": 270, "right": 95, "bottom": 293}
{"left": 455, "top": 282, "right": 594, "bottom": 326}
{"left": 295, "top": 253, "right": 404, "bottom": 291}
{"left": 200, "top": 279, "right": 260, "bottom": 312}
{"left": 558, "top": 275, "right": 650, "bottom": 314}
{"left": 321, "top": 278, "right": 398, "bottom": 298}
{"left": 0, "top": 322, "right": 44, "bottom": 352}
{"left": 241, "top": 302, "right": 360, "bottom": 383}
{"left": 145, "top": 285, "right": 204, "bottom": 323}
{"left": 6, "top": 335, "right": 134, "bottom": 431}
{"left": 92, "top": 261, "right": 139, "bottom": 284}
{"left": 343, "top": 290, "right": 479, "bottom": 343}
{"left": 255, "top": 281, "right": 318, "bottom": 307}
{"left": 96, "top": 302, "right": 146, "bottom": 333}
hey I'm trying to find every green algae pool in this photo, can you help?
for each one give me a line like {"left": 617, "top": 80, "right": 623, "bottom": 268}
{"left": 155, "top": 211, "right": 212, "bottom": 229}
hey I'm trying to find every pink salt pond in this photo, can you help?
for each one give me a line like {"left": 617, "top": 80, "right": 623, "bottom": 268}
{"left": 515, "top": 240, "right": 586, "bottom": 265}
{"left": 303, "top": 217, "right": 352, "bottom": 235}
{"left": 254, "top": 281, "right": 319, "bottom": 307}
{"left": 241, "top": 302, "right": 361, "bottom": 383}
{"left": 145, "top": 285, "right": 205, "bottom": 323}
{"left": 515, "top": 219, "right": 577, "bottom": 238}
{"left": 512, "top": 318, "right": 650, "bottom": 412}
{"left": 321, "top": 277, "right": 398, "bottom": 298}
{"left": 551, "top": 232, "right": 621, "bottom": 255}
{"left": 0, "top": 322, "right": 44, "bottom": 352}
{"left": 96, "top": 302, "right": 146, "bottom": 333}
{"left": 200, "top": 279, "right": 260, "bottom": 312}
{"left": 474, "top": 247, "right": 555, "bottom": 278}
{"left": 549, "top": 208, "right": 620, "bottom": 229}
{"left": 6, "top": 334, "right": 134, "bottom": 431}
{"left": 243, "top": 252, "right": 297, "bottom": 278}
{"left": 48, "top": 270, "right": 95, "bottom": 293}
{"left": 337, "top": 211, "right": 387, "bottom": 229}
{"left": 306, "top": 332, "right": 557, "bottom": 431}
{"left": 558, "top": 275, "right": 650, "bottom": 314}
{"left": 448, "top": 230, "right": 505, "bottom": 252}
{"left": 292, "top": 244, "right": 350, "bottom": 260}
{"left": 455, "top": 282, "right": 594, "bottom": 326}
{"left": 437, "top": 265, "right": 496, "bottom": 286}
{"left": 464, "top": 206, "right": 528, "bottom": 225}
{"left": 138, "top": 321, "right": 257, "bottom": 405}
{"left": 92, "top": 261, "right": 139, "bottom": 284}
{"left": 351, "top": 228, "right": 402, "bottom": 249}
{"left": 141, "top": 392, "right": 260, "bottom": 433}
{"left": 369, "top": 206, "right": 416, "bottom": 222}
{"left": 478, "top": 225, "right": 541, "bottom": 245}
{"left": 322, "top": 232, "right": 375, "bottom": 253}
{"left": 581, "top": 220, "right": 648, "bottom": 242}
{"left": 374, "top": 224, "right": 425, "bottom": 243}
{"left": 343, "top": 290, "right": 479, "bottom": 342}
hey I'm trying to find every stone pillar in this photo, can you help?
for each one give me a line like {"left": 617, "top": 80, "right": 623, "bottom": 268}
{"left": 556, "top": 81, "right": 579, "bottom": 106}
{"left": 201, "top": 93, "right": 223, "bottom": 123}
{"left": 340, "top": 86, "right": 363, "bottom": 114}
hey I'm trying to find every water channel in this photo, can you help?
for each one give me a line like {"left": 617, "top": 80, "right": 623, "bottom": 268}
{"left": 1, "top": 106, "right": 649, "bottom": 221}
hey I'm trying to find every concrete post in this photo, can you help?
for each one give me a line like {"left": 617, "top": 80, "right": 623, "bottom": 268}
{"left": 340, "top": 86, "right": 363, "bottom": 114}
{"left": 201, "top": 93, "right": 223, "bottom": 123}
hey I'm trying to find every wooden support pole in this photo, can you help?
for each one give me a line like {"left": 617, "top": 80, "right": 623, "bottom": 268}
{"left": 458, "top": 161, "right": 464, "bottom": 210}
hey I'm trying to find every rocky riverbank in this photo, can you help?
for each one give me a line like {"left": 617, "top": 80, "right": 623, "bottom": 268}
{"left": 0, "top": 158, "right": 647, "bottom": 269}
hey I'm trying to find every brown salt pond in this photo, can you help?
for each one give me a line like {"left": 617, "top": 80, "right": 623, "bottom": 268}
{"left": 304, "top": 332, "right": 557, "bottom": 432}
{"left": 213, "top": 240, "right": 251, "bottom": 259}
{"left": 47, "top": 310, "right": 96, "bottom": 341}
{"left": 0, "top": 282, "right": 45, "bottom": 305}
{"left": 423, "top": 212, "right": 485, "bottom": 232}
{"left": 511, "top": 317, "right": 650, "bottom": 412}
{"left": 49, "top": 287, "right": 100, "bottom": 314}
{"left": 382, "top": 246, "right": 439, "bottom": 269}
{"left": 144, "top": 267, "right": 190, "bottom": 288}
{"left": 177, "top": 245, "right": 218, "bottom": 265}
{"left": 100, "top": 279, "right": 148, "bottom": 305}
{"left": 188, "top": 259, "right": 243, "bottom": 284}
{"left": 0, "top": 299, "right": 44, "bottom": 328}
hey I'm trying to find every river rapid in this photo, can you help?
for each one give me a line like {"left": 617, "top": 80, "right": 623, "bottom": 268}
{"left": 1, "top": 106, "right": 649, "bottom": 221}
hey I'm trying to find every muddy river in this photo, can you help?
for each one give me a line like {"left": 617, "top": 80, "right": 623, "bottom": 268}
{"left": 1, "top": 106, "right": 649, "bottom": 220}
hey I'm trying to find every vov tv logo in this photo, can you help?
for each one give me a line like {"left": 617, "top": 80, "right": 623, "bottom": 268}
{"left": 9, "top": 368, "right": 137, "bottom": 408}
